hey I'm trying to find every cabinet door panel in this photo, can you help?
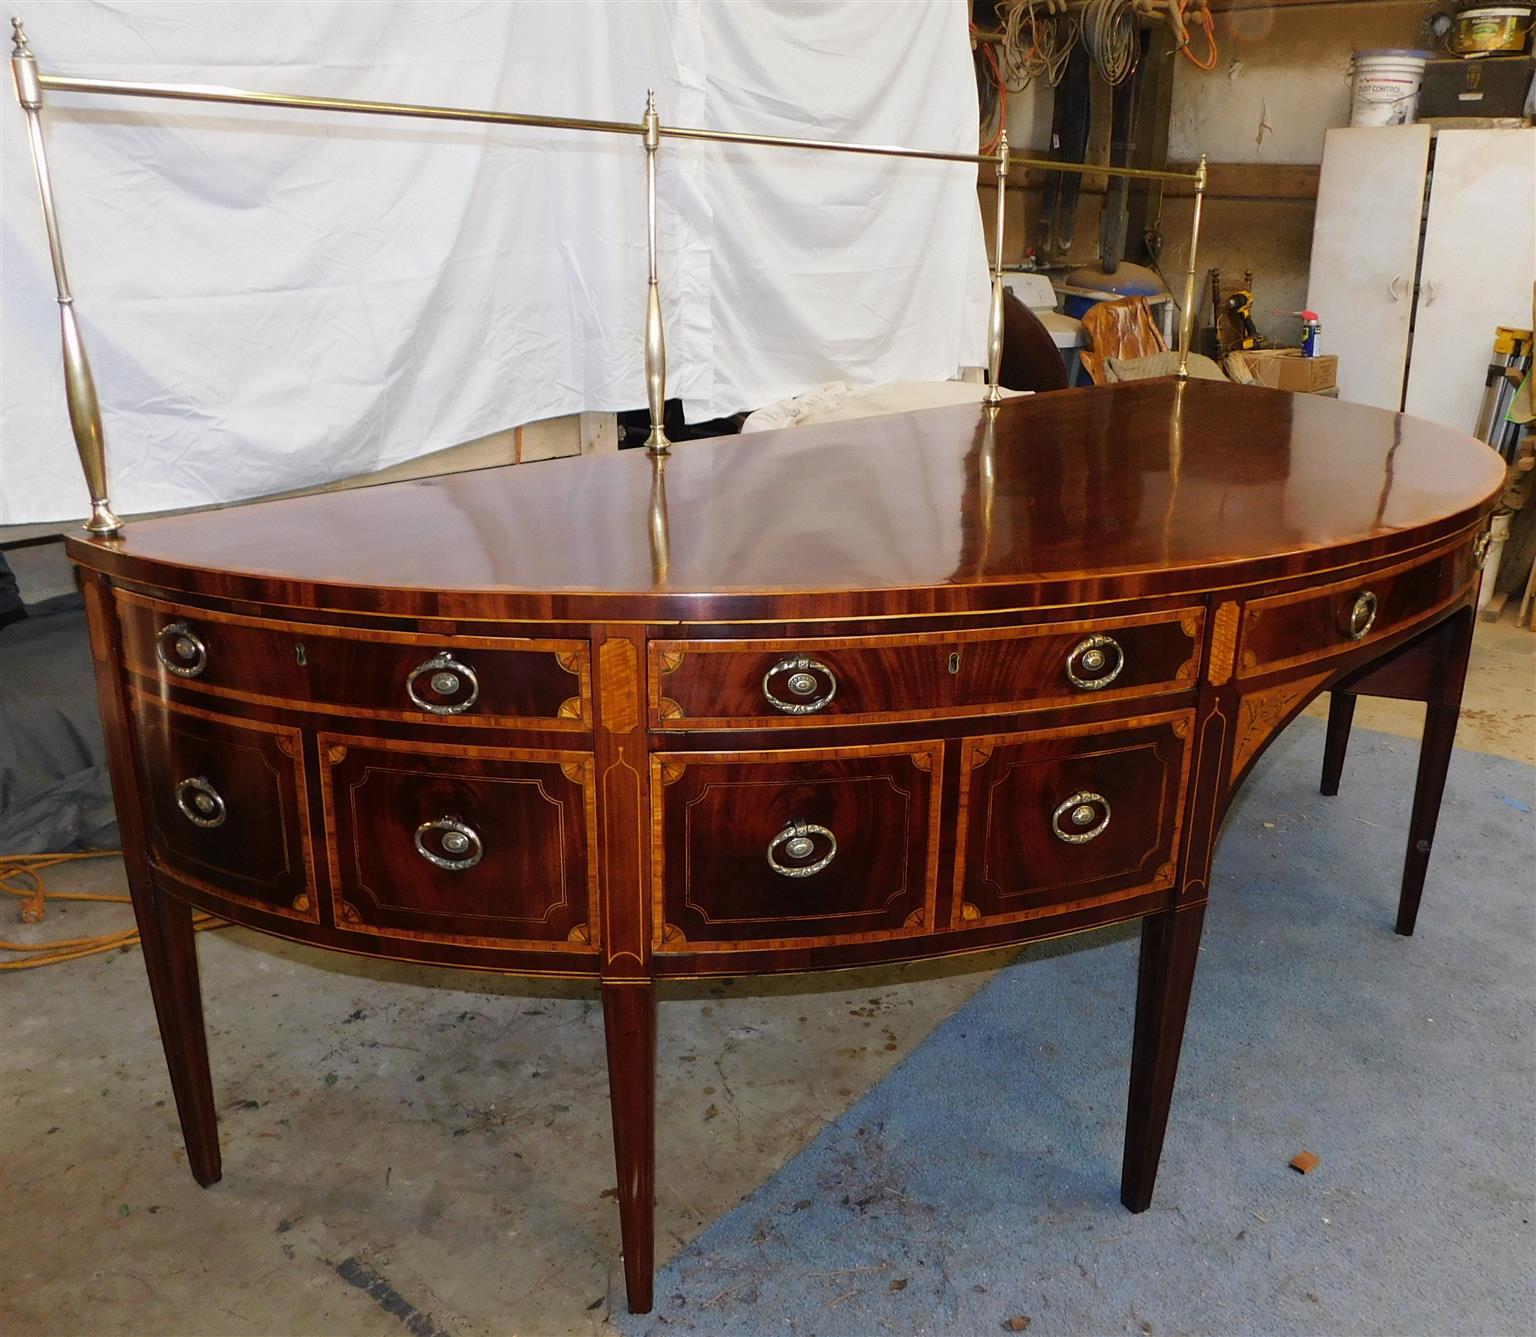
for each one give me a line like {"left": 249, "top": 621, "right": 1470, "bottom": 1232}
{"left": 1405, "top": 128, "right": 1536, "bottom": 433}
{"left": 1306, "top": 126, "right": 1430, "bottom": 411}
{"left": 131, "top": 693, "right": 316, "bottom": 919}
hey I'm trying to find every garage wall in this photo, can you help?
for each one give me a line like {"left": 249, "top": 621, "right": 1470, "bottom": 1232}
{"left": 982, "top": 0, "right": 1432, "bottom": 347}
{"left": 1162, "top": 0, "right": 1427, "bottom": 345}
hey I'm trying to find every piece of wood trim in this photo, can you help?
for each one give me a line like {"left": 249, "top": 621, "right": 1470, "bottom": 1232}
{"left": 1164, "top": 162, "right": 1320, "bottom": 201}
{"left": 980, "top": 161, "right": 1320, "bottom": 206}
{"left": 1206, "top": 0, "right": 1423, "bottom": 10}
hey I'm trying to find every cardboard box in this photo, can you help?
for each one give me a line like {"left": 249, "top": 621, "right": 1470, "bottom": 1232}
{"left": 1229, "top": 349, "right": 1339, "bottom": 393}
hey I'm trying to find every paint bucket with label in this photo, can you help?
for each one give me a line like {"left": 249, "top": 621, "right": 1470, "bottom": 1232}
{"left": 1451, "top": 7, "right": 1533, "bottom": 56}
{"left": 1349, "top": 50, "right": 1431, "bottom": 126}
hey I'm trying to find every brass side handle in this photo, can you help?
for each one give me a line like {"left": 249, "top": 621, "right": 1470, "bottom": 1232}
{"left": 767, "top": 819, "right": 837, "bottom": 878}
{"left": 155, "top": 621, "right": 208, "bottom": 678}
{"left": 762, "top": 656, "right": 837, "bottom": 714}
{"left": 1473, "top": 528, "right": 1492, "bottom": 569}
{"left": 175, "top": 776, "right": 226, "bottom": 828}
{"left": 1051, "top": 791, "right": 1110, "bottom": 845}
{"left": 406, "top": 651, "right": 480, "bottom": 715}
{"left": 1065, "top": 634, "right": 1125, "bottom": 691}
{"left": 1345, "top": 590, "right": 1378, "bottom": 642}
{"left": 414, "top": 817, "right": 483, "bottom": 871}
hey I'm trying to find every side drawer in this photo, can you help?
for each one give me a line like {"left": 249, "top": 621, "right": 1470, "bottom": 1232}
{"left": 649, "top": 609, "right": 1203, "bottom": 729}
{"left": 1238, "top": 544, "right": 1470, "bottom": 679}
{"left": 318, "top": 735, "right": 597, "bottom": 950}
{"left": 651, "top": 741, "right": 942, "bottom": 952}
{"left": 130, "top": 691, "right": 317, "bottom": 921}
{"left": 955, "top": 711, "right": 1194, "bottom": 925}
{"left": 116, "top": 590, "right": 589, "bottom": 729}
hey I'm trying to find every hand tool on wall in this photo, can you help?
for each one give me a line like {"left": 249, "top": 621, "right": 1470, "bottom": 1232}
{"left": 1039, "top": 39, "right": 1092, "bottom": 256}
{"left": 1098, "top": 25, "right": 1149, "bottom": 272}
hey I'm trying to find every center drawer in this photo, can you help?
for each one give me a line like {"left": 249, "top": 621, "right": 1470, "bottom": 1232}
{"left": 651, "top": 741, "right": 942, "bottom": 952}
{"left": 116, "top": 590, "right": 589, "bottom": 729}
{"left": 649, "top": 609, "right": 1203, "bottom": 729}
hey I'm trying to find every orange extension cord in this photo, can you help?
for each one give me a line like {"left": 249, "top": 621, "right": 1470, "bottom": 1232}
{"left": 0, "top": 851, "right": 225, "bottom": 971}
{"left": 1177, "top": 0, "right": 1218, "bottom": 70}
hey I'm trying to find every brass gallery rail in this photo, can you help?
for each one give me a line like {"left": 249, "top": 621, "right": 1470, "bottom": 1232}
{"left": 9, "top": 16, "right": 1207, "bottom": 534}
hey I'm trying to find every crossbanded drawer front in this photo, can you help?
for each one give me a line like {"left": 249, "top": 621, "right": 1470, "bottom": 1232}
{"left": 116, "top": 591, "right": 589, "bottom": 727}
{"left": 954, "top": 711, "right": 1194, "bottom": 925}
{"left": 130, "top": 691, "right": 317, "bottom": 920}
{"left": 318, "top": 735, "right": 597, "bottom": 950}
{"left": 651, "top": 742, "right": 942, "bottom": 951}
{"left": 649, "top": 610, "right": 1203, "bottom": 729}
{"left": 1238, "top": 544, "right": 1470, "bottom": 679}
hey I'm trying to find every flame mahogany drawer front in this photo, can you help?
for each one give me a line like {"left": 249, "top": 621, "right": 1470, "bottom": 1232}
{"left": 955, "top": 712, "right": 1195, "bottom": 925}
{"left": 318, "top": 735, "right": 598, "bottom": 950}
{"left": 648, "top": 609, "right": 1204, "bottom": 729}
{"left": 651, "top": 742, "right": 942, "bottom": 952}
{"left": 115, "top": 591, "right": 590, "bottom": 728}
{"left": 130, "top": 692, "right": 318, "bottom": 922}
{"left": 1238, "top": 544, "right": 1471, "bottom": 679}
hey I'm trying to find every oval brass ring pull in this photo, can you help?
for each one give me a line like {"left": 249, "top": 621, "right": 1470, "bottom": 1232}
{"left": 175, "top": 776, "right": 226, "bottom": 828}
{"left": 762, "top": 655, "right": 837, "bottom": 714}
{"left": 1051, "top": 791, "right": 1111, "bottom": 844}
{"left": 1065, "top": 634, "right": 1125, "bottom": 690}
{"left": 1346, "top": 591, "right": 1378, "bottom": 642}
{"left": 407, "top": 651, "right": 480, "bottom": 715}
{"left": 156, "top": 621, "right": 208, "bottom": 678}
{"left": 414, "top": 817, "right": 484, "bottom": 871}
{"left": 767, "top": 819, "right": 837, "bottom": 877}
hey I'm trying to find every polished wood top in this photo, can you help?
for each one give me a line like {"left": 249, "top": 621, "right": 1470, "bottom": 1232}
{"left": 69, "top": 381, "right": 1503, "bottom": 621}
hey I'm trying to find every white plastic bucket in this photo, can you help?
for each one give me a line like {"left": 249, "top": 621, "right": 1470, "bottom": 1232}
{"left": 1349, "top": 50, "right": 1430, "bottom": 127}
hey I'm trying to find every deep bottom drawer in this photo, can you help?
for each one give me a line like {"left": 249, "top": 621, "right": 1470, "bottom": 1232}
{"left": 318, "top": 734, "right": 597, "bottom": 950}
{"left": 955, "top": 711, "right": 1194, "bottom": 924}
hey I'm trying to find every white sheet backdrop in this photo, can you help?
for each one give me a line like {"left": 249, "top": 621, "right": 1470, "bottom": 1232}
{"left": 1, "top": 1, "right": 988, "bottom": 524}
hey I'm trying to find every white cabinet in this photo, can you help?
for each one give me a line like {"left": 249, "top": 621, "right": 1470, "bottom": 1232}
{"left": 1307, "top": 126, "right": 1535, "bottom": 434}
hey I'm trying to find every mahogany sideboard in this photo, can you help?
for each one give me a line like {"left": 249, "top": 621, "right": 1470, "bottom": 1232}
{"left": 65, "top": 379, "right": 1503, "bottom": 1314}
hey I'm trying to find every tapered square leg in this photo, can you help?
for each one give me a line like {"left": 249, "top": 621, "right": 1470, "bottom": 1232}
{"left": 132, "top": 889, "right": 221, "bottom": 1187}
{"left": 1121, "top": 904, "right": 1206, "bottom": 1213}
{"left": 602, "top": 981, "right": 655, "bottom": 1314}
{"left": 1395, "top": 701, "right": 1460, "bottom": 937}
{"left": 1319, "top": 691, "right": 1356, "bottom": 796}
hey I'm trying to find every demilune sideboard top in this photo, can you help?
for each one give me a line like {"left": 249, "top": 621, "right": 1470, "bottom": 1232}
{"left": 66, "top": 379, "right": 1502, "bottom": 1314}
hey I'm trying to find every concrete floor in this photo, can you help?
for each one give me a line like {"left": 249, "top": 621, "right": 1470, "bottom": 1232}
{"left": 2, "top": 613, "right": 1531, "bottom": 1336}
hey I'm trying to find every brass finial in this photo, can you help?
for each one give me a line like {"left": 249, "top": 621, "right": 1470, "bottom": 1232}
{"left": 11, "top": 17, "right": 31, "bottom": 57}
{"left": 645, "top": 88, "right": 656, "bottom": 117}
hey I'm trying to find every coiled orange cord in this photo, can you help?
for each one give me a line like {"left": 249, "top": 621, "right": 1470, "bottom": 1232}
{"left": 1, "top": 851, "right": 225, "bottom": 970}
{"left": 1178, "top": 0, "right": 1218, "bottom": 70}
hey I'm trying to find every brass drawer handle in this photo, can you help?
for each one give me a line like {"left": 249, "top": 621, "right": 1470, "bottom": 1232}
{"left": 406, "top": 651, "right": 480, "bottom": 715}
{"left": 155, "top": 621, "right": 208, "bottom": 678}
{"left": 1051, "top": 791, "right": 1110, "bottom": 845}
{"left": 414, "top": 817, "right": 484, "bottom": 871}
{"left": 762, "top": 656, "right": 837, "bottom": 714}
{"left": 767, "top": 819, "right": 837, "bottom": 878}
{"left": 1346, "top": 590, "right": 1378, "bottom": 642}
{"left": 175, "top": 776, "right": 226, "bottom": 828}
{"left": 1065, "top": 634, "right": 1125, "bottom": 691}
